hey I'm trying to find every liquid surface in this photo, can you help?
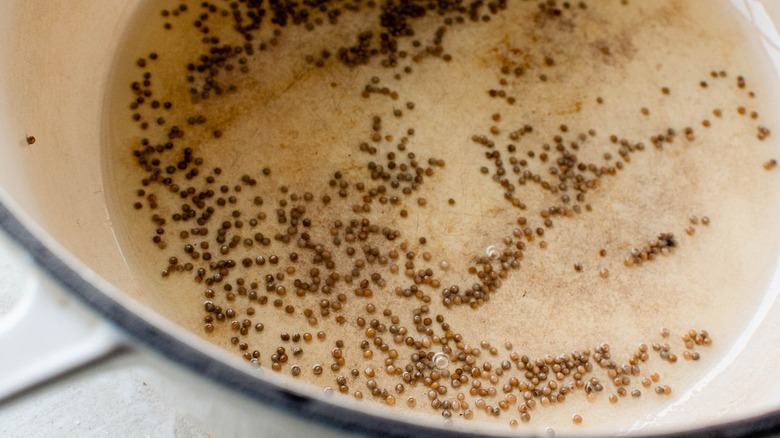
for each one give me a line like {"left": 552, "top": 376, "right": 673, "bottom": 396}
{"left": 103, "top": 0, "right": 780, "bottom": 433}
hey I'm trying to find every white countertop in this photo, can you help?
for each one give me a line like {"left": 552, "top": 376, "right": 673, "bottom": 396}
{"left": 0, "top": 246, "right": 211, "bottom": 438}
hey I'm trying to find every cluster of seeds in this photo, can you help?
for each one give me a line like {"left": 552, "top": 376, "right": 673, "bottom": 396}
{"left": 114, "top": 0, "right": 779, "bottom": 430}
{"left": 623, "top": 233, "right": 677, "bottom": 267}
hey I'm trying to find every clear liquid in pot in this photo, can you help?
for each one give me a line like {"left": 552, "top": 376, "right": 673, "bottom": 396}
{"left": 102, "top": 0, "right": 780, "bottom": 433}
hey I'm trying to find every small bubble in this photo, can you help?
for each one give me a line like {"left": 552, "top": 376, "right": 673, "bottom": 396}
{"left": 433, "top": 352, "right": 450, "bottom": 370}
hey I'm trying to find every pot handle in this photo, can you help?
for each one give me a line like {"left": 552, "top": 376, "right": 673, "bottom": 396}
{"left": 0, "top": 241, "right": 123, "bottom": 403}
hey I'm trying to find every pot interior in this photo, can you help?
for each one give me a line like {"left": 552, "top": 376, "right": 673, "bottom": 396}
{"left": 3, "top": 0, "right": 780, "bottom": 436}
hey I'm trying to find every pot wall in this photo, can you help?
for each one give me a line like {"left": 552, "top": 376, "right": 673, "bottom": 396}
{"left": 0, "top": 0, "right": 139, "bottom": 293}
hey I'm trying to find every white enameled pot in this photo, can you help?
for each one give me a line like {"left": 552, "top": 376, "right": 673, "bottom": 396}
{"left": 2, "top": 1, "right": 780, "bottom": 436}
